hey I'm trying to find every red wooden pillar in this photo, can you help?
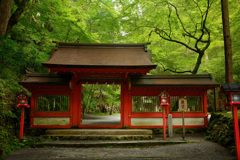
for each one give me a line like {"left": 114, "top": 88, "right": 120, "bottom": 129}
{"left": 122, "top": 81, "right": 130, "bottom": 127}
{"left": 72, "top": 74, "right": 80, "bottom": 126}
{"left": 163, "top": 107, "right": 166, "bottom": 140}
{"left": 19, "top": 107, "right": 25, "bottom": 139}
{"left": 203, "top": 92, "right": 208, "bottom": 127}
{"left": 233, "top": 106, "right": 240, "bottom": 159}
{"left": 30, "top": 91, "right": 35, "bottom": 128}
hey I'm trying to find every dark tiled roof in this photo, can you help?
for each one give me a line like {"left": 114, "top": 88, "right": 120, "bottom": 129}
{"left": 19, "top": 73, "right": 72, "bottom": 86}
{"left": 130, "top": 74, "right": 219, "bottom": 87}
{"left": 42, "top": 42, "right": 157, "bottom": 69}
{"left": 221, "top": 83, "right": 240, "bottom": 92}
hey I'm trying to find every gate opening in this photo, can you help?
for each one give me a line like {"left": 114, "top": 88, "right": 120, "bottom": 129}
{"left": 81, "top": 83, "right": 121, "bottom": 125}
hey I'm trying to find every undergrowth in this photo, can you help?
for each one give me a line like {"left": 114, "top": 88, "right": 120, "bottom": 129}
{"left": 205, "top": 113, "right": 235, "bottom": 154}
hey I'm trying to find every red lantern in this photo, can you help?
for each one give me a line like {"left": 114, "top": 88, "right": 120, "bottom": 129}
{"left": 159, "top": 92, "right": 169, "bottom": 107}
{"left": 17, "top": 91, "right": 30, "bottom": 108}
{"left": 221, "top": 84, "right": 240, "bottom": 159}
{"left": 16, "top": 91, "right": 30, "bottom": 139}
{"left": 159, "top": 91, "right": 169, "bottom": 140}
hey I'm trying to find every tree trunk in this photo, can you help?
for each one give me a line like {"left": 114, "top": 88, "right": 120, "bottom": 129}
{"left": 221, "top": 0, "right": 234, "bottom": 83}
{"left": 192, "top": 53, "right": 204, "bottom": 74}
{"left": 0, "top": 0, "right": 14, "bottom": 35}
{"left": 6, "top": 0, "right": 30, "bottom": 34}
{"left": 85, "top": 85, "right": 93, "bottom": 113}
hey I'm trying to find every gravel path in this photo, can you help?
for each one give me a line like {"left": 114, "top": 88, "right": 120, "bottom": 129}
{"left": 82, "top": 113, "right": 120, "bottom": 125}
{"left": 5, "top": 136, "right": 236, "bottom": 160}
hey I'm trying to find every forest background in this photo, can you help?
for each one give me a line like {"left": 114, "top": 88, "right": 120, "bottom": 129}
{"left": 0, "top": 0, "right": 240, "bottom": 157}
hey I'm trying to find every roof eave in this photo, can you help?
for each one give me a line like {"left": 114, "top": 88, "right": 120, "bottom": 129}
{"left": 42, "top": 63, "right": 157, "bottom": 69}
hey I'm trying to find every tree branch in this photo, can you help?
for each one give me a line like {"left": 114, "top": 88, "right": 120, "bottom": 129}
{"left": 154, "top": 27, "right": 198, "bottom": 53}
{"left": 158, "top": 61, "right": 192, "bottom": 74}
{"left": 149, "top": 0, "right": 213, "bottom": 74}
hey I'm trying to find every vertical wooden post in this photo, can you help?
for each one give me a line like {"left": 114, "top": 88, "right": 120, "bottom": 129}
{"left": 122, "top": 81, "right": 130, "bottom": 127}
{"left": 204, "top": 93, "right": 209, "bottom": 127}
{"left": 233, "top": 106, "right": 240, "bottom": 159}
{"left": 214, "top": 88, "right": 219, "bottom": 111}
{"left": 30, "top": 91, "right": 35, "bottom": 128}
{"left": 163, "top": 107, "right": 166, "bottom": 140}
{"left": 182, "top": 111, "right": 185, "bottom": 138}
{"left": 19, "top": 107, "right": 25, "bottom": 139}
{"left": 72, "top": 74, "right": 79, "bottom": 126}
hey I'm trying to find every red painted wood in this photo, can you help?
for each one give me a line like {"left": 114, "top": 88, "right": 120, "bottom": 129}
{"left": 32, "top": 113, "right": 71, "bottom": 117}
{"left": 130, "top": 113, "right": 205, "bottom": 118}
{"left": 128, "top": 81, "right": 132, "bottom": 127}
{"left": 121, "top": 84, "right": 124, "bottom": 127}
{"left": 29, "top": 87, "right": 73, "bottom": 128}
{"left": 163, "top": 112, "right": 166, "bottom": 140}
{"left": 170, "top": 113, "right": 206, "bottom": 117}
{"left": 27, "top": 68, "right": 213, "bottom": 129}
{"left": 130, "top": 113, "right": 164, "bottom": 117}
{"left": 130, "top": 126, "right": 164, "bottom": 129}
{"left": 72, "top": 76, "right": 80, "bottom": 126}
{"left": 131, "top": 91, "right": 162, "bottom": 96}
{"left": 19, "top": 108, "right": 25, "bottom": 139}
{"left": 203, "top": 93, "right": 208, "bottom": 127}
{"left": 33, "top": 90, "right": 72, "bottom": 94}
{"left": 129, "top": 125, "right": 206, "bottom": 129}
{"left": 30, "top": 91, "right": 35, "bottom": 128}
{"left": 233, "top": 106, "right": 240, "bottom": 160}
{"left": 32, "top": 125, "right": 71, "bottom": 128}
{"left": 123, "top": 82, "right": 130, "bottom": 127}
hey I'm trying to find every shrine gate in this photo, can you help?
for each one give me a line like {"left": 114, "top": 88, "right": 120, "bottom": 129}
{"left": 19, "top": 42, "right": 219, "bottom": 129}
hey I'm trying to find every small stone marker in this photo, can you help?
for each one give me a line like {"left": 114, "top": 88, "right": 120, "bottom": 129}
{"left": 168, "top": 114, "right": 173, "bottom": 137}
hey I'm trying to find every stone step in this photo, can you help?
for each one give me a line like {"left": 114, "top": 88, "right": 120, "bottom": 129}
{"left": 44, "top": 129, "right": 153, "bottom": 140}
{"left": 43, "top": 135, "right": 153, "bottom": 140}
{"left": 45, "top": 129, "right": 153, "bottom": 136}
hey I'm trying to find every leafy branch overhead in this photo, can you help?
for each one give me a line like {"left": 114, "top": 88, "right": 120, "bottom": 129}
{"left": 148, "top": 0, "right": 213, "bottom": 74}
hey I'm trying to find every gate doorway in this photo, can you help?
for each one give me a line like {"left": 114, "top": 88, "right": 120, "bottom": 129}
{"left": 81, "top": 83, "right": 121, "bottom": 126}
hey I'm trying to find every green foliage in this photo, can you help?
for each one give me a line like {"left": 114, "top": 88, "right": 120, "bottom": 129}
{"left": 1, "top": 0, "right": 240, "bottom": 158}
{"left": 205, "top": 113, "right": 235, "bottom": 153}
{"left": 0, "top": 136, "right": 49, "bottom": 159}
{"left": 0, "top": 78, "right": 27, "bottom": 159}
{"left": 82, "top": 84, "right": 121, "bottom": 114}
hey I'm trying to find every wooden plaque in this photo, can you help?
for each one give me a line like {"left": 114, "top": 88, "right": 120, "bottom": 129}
{"left": 178, "top": 98, "right": 187, "bottom": 112}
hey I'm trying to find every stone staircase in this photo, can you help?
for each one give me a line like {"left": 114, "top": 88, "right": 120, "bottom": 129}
{"left": 44, "top": 129, "right": 153, "bottom": 140}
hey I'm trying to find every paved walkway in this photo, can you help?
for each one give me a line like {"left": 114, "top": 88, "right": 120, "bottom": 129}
{"left": 5, "top": 134, "right": 236, "bottom": 160}
{"left": 82, "top": 113, "right": 121, "bottom": 125}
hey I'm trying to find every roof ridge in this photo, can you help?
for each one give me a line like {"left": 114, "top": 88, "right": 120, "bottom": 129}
{"left": 53, "top": 41, "right": 151, "bottom": 48}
